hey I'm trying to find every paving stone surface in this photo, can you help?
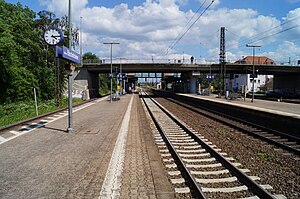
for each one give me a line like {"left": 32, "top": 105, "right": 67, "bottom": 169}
{"left": 119, "top": 94, "right": 174, "bottom": 199}
{"left": 0, "top": 94, "right": 174, "bottom": 199}
{"left": 0, "top": 96, "right": 128, "bottom": 198}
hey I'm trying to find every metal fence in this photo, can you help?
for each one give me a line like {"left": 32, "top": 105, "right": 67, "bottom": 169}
{"left": 83, "top": 58, "right": 217, "bottom": 65}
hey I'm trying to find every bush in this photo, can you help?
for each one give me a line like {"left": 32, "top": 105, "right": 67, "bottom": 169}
{"left": 0, "top": 97, "right": 84, "bottom": 127}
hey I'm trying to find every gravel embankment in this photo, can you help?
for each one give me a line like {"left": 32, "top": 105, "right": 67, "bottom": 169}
{"left": 156, "top": 97, "right": 300, "bottom": 199}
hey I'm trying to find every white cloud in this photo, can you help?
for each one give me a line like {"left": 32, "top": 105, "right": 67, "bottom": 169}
{"left": 268, "top": 41, "right": 300, "bottom": 64}
{"left": 282, "top": 8, "right": 300, "bottom": 39}
{"left": 39, "top": 0, "right": 88, "bottom": 16}
{"left": 41, "top": 0, "right": 298, "bottom": 63}
{"left": 197, "top": 0, "right": 221, "bottom": 8}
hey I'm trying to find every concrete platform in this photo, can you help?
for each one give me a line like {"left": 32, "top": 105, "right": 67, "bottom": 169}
{"left": 180, "top": 93, "right": 300, "bottom": 119}
{"left": 0, "top": 94, "right": 173, "bottom": 199}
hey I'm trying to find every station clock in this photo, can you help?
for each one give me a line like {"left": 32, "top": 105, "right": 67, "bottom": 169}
{"left": 43, "top": 26, "right": 64, "bottom": 46}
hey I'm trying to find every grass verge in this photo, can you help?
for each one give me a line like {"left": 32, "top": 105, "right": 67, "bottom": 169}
{"left": 0, "top": 97, "right": 84, "bottom": 127}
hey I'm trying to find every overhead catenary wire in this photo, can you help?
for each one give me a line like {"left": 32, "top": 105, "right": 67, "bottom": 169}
{"left": 163, "top": 0, "right": 208, "bottom": 55}
{"left": 163, "top": 0, "right": 215, "bottom": 55}
{"left": 226, "top": 15, "right": 300, "bottom": 52}
{"left": 250, "top": 24, "right": 300, "bottom": 44}
{"left": 183, "top": 0, "right": 208, "bottom": 33}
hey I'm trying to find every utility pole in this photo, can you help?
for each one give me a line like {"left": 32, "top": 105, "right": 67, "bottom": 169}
{"left": 119, "top": 58, "right": 126, "bottom": 95}
{"left": 103, "top": 42, "right": 120, "bottom": 103}
{"left": 246, "top": 44, "right": 261, "bottom": 103}
{"left": 219, "top": 27, "right": 226, "bottom": 96}
{"left": 67, "top": 0, "right": 73, "bottom": 132}
{"left": 80, "top": 16, "right": 83, "bottom": 67}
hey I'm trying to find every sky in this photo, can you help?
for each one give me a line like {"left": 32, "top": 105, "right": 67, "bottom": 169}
{"left": 5, "top": 0, "right": 300, "bottom": 64}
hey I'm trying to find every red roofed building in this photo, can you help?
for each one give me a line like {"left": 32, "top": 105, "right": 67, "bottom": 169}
{"left": 236, "top": 56, "right": 275, "bottom": 65}
{"left": 227, "top": 56, "right": 274, "bottom": 93}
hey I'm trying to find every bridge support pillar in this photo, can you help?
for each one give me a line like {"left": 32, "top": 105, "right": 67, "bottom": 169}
{"left": 189, "top": 77, "right": 197, "bottom": 94}
{"left": 273, "top": 74, "right": 300, "bottom": 97}
{"left": 73, "top": 68, "right": 99, "bottom": 99}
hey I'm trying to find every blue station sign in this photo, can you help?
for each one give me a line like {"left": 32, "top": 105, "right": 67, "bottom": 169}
{"left": 56, "top": 46, "right": 81, "bottom": 64}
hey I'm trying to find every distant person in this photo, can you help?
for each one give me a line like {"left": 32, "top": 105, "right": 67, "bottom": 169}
{"left": 191, "top": 56, "right": 194, "bottom": 64}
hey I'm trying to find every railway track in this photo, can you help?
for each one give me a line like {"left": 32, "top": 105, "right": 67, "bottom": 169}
{"left": 162, "top": 96, "right": 300, "bottom": 157}
{"left": 140, "top": 91, "right": 285, "bottom": 199}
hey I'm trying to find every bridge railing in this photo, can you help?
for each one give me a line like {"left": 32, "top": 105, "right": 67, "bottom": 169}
{"left": 83, "top": 58, "right": 300, "bottom": 67}
{"left": 83, "top": 58, "right": 210, "bottom": 65}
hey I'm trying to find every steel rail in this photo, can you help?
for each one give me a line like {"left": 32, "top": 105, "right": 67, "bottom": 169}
{"left": 166, "top": 97, "right": 300, "bottom": 156}
{"left": 140, "top": 92, "right": 205, "bottom": 198}
{"left": 142, "top": 91, "right": 275, "bottom": 199}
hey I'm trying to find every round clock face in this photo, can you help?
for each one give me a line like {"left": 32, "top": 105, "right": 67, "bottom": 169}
{"left": 43, "top": 27, "right": 64, "bottom": 46}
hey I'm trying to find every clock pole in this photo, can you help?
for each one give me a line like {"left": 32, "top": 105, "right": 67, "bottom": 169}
{"left": 67, "top": 0, "right": 73, "bottom": 132}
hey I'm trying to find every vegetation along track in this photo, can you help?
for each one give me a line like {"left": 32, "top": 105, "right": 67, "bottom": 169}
{"left": 140, "top": 91, "right": 285, "bottom": 199}
{"left": 162, "top": 95, "right": 300, "bottom": 157}
{"left": 0, "top": 97, "right": 105, "bottom": 143}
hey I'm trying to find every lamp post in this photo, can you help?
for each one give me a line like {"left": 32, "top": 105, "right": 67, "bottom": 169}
{"left": 246, "top": 44, "right": 261, "bottom": 103}
{"left": 80, "top": 16, "right": 83, "bottom": 67}
{"left": 67, "top": 0, "right": 73, "bottom": 132}
{"left": 119, "top": 58, "right": 126, "bottom": 95}
{"left": 199, "top": 42, "right": 202, "bottom": 64}
{"left": 103, "top": 42, "right": 120, "bottom": 103}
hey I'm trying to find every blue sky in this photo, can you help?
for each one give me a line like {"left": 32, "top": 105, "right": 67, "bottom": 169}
{"left": 5, "top": 0, "right": 300, "bottom": 64}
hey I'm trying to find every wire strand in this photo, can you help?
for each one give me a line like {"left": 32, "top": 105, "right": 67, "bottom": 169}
{"left": 163, "top": 0, "right": 215, "bottom": 56}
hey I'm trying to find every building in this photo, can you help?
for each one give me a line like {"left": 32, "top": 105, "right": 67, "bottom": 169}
{"left": 227, "top": 56, "right": 275, "bottom": 93}
{"left": 236, "top": 56, "right": 275, "bottom": 65}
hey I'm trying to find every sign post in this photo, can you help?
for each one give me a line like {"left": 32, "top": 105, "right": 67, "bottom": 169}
{"left": 56, "top": 46, "right": 81, "bottom": 132}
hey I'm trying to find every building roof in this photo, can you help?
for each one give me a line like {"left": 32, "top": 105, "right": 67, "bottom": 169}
{"left": 236, "top": 56, "right": 275, "bottom": 65}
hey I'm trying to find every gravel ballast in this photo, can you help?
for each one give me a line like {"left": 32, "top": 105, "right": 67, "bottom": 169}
{"left": 156, "top": 97, "right": 300, "bottom": 199}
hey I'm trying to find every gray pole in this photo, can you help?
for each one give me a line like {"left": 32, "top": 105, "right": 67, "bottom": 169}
{"left": 103, "top": 42, "right": 120, "bottom": 103}
{"left": 119, "top": 58, "right": 125, "bottom": 95}
{"left": 67, "top": 0, "right": 73, "bottom": 131}
{"left": 209, "top": 65, "right": 212, "bottom": 95}
{"left": 120, "top": 59, "right": 123, "bottom": 95}
{"left": 252, "top": 47, "right": 255, "bottom": 103}
{"left": 80, "top": 16, "right": 83, "bottom": 67}
{"left": 246, "top": 44, "right": 261, "bottom": 103}
{"left": 68, "top": 0, "right": 72, "bottom": 48}
{"left": 33, "top": 87, "right": 38, "bottom": 116}
{"left": 110, "top": 45, "right": 112, "bottom": 102}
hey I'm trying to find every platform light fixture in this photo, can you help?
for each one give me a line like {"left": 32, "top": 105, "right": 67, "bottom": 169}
{"left": 103, "top": 42, "right": 120, "bottom": 103}
{"left": 246, "top": 44, "right": 261, "bottom": 103}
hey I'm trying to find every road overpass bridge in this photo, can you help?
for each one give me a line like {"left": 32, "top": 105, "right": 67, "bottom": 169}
{"left": 83, "top": 61, "right": 300, "bottom": 75}
{"left": 74, "top": 59, "right": 300, "bottom": 98}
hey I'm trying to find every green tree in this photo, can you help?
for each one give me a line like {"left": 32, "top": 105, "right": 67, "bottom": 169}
{"left": 34, "top": 10, "right": 80, "bottom": 104}
{"left": 0, "top": 1, "right": 41, "bottom": 102}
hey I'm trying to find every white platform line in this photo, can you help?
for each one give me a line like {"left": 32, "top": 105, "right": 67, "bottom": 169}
{"left": 0, "top": 136, "right": 7, "bottom": 142}
{"left": 31, "top": 123, "right": 45, "bottom": 128}
{"left": 9, "top": 130, "right": 19, "bottom": 135}
{"left": 20, "top": 126, "right": 32, "bottom": 131}
{"left": 99, "top": 95, "right": 134, "bottom": 199}
{"left": 0, "top": 97, "right": 109, "bottom": 145}
{"left": 40, "top": 120, "right": 49, "bottom": 123}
